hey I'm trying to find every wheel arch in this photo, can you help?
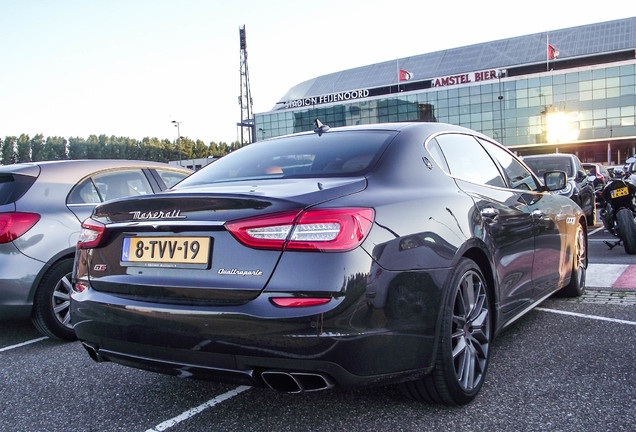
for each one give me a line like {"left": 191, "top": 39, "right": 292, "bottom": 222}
{"left": 461, "top": 246, "right": 498, "bottom": 331}
{"left": 28, "top": 247, "right": 77, "bottom": 304}
{"left": 427, "top": 243, "right": 498, "bottom": 370}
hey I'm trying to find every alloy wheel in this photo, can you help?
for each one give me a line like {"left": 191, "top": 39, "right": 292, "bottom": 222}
{"left": 52, "top": 271, "right": 73, "bottom": 329}
{"left": 451, "top": 270, "right": 490, "bottom": 392}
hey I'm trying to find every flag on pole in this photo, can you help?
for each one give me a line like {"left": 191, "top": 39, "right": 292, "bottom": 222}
{"left": 399, "top": 69, "right": 413, "bottom": 81}
{"left": 548, "top": 44, "right": 560, "bottom": 60}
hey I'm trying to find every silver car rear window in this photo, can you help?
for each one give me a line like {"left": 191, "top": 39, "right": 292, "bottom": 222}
{"left": 0, "top": 173, "right": 37, "bottom": 205}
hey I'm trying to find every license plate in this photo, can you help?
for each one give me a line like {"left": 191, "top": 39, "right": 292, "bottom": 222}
{"left": 122, "top": 236, "right": 210, "bottom": 265}
{"left": 610, "top": 187, "right": 628, "bottom": 199}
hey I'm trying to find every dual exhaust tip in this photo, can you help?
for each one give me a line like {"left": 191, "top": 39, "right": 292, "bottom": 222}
{"left": 83, "top": 343, "right": 335, "bottom": 393}
{"left": 261, "top": 370, "right": 335, "bottom": 393}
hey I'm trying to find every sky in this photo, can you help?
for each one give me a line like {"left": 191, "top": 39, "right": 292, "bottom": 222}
{"left": 0, "top": 0, "right": 631, "bottom": 145}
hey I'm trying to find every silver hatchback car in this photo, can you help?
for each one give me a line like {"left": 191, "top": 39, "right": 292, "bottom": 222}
{"left": 0, "top": 160, "right": 191, "bottom": 340}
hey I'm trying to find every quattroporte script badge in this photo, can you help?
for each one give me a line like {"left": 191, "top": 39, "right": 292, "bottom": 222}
{"left": 218, "top": 268, "right": 264, "bottom": 277}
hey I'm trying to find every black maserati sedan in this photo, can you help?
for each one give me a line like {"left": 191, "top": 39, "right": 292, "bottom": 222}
{"left": 70, "top": 122, "right": 587, "bottom": 405}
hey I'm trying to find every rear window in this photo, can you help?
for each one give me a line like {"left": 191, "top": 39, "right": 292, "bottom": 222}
{"left": 176, "top": 130, "right": 397, "bottom": 187}
{"left": 0, "top": 173, "right": 37, "bottom": 205}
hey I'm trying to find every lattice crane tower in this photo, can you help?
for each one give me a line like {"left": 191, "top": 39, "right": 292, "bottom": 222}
{"left": 238, "top": 25, "right": 254, "bottom": 144}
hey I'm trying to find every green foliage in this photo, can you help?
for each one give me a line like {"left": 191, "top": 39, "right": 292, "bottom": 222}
{"left": 16, "top": 134, "right": 31, "bottom": 162}
{"left": 1, "top": 133, "right": 238, "bottom": 165}
{"left": 1, "top": 136, "right": 17, "bottom": 165}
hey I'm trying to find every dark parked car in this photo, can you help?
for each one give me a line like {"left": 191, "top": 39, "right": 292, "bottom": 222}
{"left": 71, "top": 123, "right": 586, "bottom": 405}
{"left": 0, "top": 160, "right": 191, "bottom": 340}
{"left": 582, "top": 162, "right": 611, "bottom": 189}
{"left": 523, "top": 153, "right": 596, "bottom": 226}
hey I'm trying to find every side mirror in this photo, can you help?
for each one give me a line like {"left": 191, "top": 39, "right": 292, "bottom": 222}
{"left": 543, "top": 170, "right": 567, "bottom": 191}
{"left": 576, "top": 169, "right": 588, "bottom": 182}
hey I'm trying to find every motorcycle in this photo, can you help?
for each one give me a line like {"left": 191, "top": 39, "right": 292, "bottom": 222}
{"left": 597, "top": 170, "right": 636, "bottom": 254}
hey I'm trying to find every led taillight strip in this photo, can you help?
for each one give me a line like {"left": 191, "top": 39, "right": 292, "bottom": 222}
{"left": 225, "top": 208, "right": 374, "bottom": 252}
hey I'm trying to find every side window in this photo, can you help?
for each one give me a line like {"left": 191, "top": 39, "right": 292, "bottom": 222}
{"left": 67, "top": 178, "right": 101, "bottom": 204}
{"left": 478, "top": 138, "right": 540, "bottom": 192}
{"left": 426, "top": 139, "right": 450, "bottom": 172}
{"left": 434, "top": 134, "right": 506, "bottom": 188}
{"left": 93, "top": 169, "right": 154, "bottom": 201}
{"left": 155, "top": 169, "right": 189, "bottom": 188}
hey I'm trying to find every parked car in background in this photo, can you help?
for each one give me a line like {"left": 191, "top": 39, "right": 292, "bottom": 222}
{"left": 608, "top": 165, "right": 625, "bottom": 178}
{"left": 522, "top": 153, "right": 596, "bottom": 226}
{"left": 0, "top": 160, "right": 191, "bottom": 340}
{"left": 71, "top": 122, "right": 587, "bottom": 405}
{"left": 582, "top": 163, "right": 611, "bottom": 189}
{"left": 623, "top": 156, "right": 636, "bottom": 184}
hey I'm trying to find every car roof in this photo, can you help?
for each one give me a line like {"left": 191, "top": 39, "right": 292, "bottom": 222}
{"left": 0, "top": 159, "right": 190, "bottom": 176}
{"left": 266, "top": 121, "right": 492, "bottom": 142}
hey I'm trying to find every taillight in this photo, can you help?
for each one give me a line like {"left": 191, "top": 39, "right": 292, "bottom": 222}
{"left": 77, "top": 218, "right": 106, "bottom": 249}
{"left": 0, "top": 212, "right": 40, "bottom": 244}
{"left": 225, "top": 208, "right": 374, "bottom": 252}
{"left": 270, "top": 297, "right": 331, "bottom": 307}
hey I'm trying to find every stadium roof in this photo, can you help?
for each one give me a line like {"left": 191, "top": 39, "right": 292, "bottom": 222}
{"left": 275, "top": 17, "right": 636, "bottom": 107}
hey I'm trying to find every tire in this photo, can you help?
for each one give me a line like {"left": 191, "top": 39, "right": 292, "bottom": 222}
{"left": 31, "top": 258, "right": 77, "bottom": 341}
{"left": 560, "top": 223, "right": 586, "bottom": 297}
{"left": 616, "top": 208, "right": 636, "bottom": 254}
{"left": 401, "top": 258, "right": 491, "bottom": 405}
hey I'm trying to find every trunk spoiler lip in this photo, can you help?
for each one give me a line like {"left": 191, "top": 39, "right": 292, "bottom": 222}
{"left": 98, "top": 220, "right": 227, "bottom": 229}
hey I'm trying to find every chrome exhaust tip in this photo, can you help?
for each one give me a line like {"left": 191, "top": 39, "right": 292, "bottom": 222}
{"left": 261, "top": 370, "right": 335, "bottom": 393}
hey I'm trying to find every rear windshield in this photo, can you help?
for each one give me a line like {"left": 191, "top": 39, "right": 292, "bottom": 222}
{"left": 0, "top": 173, "right": 37, "bottom": 205}
{"left": 524, "top": 156, "right": 574, "bottom": 178}
{"left": 176, "top": 130, "right": 397, "bottom": 187}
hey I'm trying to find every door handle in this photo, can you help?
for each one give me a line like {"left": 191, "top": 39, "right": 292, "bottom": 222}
{"left": 481, "top": 207, "right": 499, "bottom": 221}
{"left": 531, "top": 209, "right": 544, "bottom": 219}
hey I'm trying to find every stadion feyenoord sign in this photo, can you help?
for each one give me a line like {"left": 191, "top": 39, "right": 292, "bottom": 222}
{"left": 284, "top": 89, "right": 371, "bottom": 109}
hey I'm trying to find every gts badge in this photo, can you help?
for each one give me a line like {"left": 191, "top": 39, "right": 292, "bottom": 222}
{"left": 566, "top": 217, "right": 576, "bottom": 225}
{"left": 93, "top": 264, "right": 107, "bottom": 272}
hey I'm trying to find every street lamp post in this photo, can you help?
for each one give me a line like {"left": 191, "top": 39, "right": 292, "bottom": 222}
{"left": 171, "top": 120, "right": 182, "bottom": 166}
{"left": 497, "top": 69, "right": 506, "bottom": 145}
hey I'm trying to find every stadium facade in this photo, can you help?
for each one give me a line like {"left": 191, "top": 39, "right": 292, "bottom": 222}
{"left": 254, "top": 17, "right": 636, "bottom": 164}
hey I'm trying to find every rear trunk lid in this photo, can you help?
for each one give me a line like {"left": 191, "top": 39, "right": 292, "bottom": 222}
{"left": 84, "top": 178, "right": 366, "bottom": 304}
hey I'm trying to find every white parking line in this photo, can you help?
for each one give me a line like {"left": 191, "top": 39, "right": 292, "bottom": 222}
{"left": 145, "top": 385, "right": 251, "bottom": 432}
{"left": 588, "top": 226, "right": 604, "bottom": 236}
{"left": 0, "top": 336, "right": 48, "bottom": 352}
{"left": 536, "top": 307, "right": 636, "bottom": 326}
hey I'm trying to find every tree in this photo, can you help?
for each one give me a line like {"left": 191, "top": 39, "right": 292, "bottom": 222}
{"left": 209, "top": 141, "right": 219, "bottom": 157}
{"left": 194, "top": 140, "right": 209, "bottom": 158}
{"left": 179, "top": 137, "right": 194, "bottom": 160}
{"left": 1, "top": 136, "right": 16, "bottom": 165}
{"left": 85, "top": 135, "right": 100, "bottom": 159}
{"left": 68, "top": 137, "right": 88, "bottom": 159}
{"left": 30, "top": 134, "right": 45, "bottom": 161}
{"left": 217, "top": 142, "right": 229, "bottom": 156}
{"left": 16, "top": 134, "right": 31, "bottom": 162}
{"left": 43, "top": 137, "right": 67, "bottom": 160}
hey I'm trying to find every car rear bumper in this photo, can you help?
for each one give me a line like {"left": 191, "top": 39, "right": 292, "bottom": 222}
{"left": 71, "top": 267, "right": 449, "bottom": 389}
{"left": 0, "top": 243, "right": 45, "bottom": 314}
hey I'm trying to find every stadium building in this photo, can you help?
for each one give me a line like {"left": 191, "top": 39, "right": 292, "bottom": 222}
{"left": 254, "top": 17, "right": 636, "bottom": 164}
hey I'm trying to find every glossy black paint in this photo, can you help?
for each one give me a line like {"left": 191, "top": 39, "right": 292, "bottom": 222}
{"left": 71, "top": 122, "right": 585, "bottom": 391}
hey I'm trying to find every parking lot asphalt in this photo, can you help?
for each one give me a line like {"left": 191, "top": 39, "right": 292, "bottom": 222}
{"left": 2, "top": 296, "right": 634, "bottom": 432}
